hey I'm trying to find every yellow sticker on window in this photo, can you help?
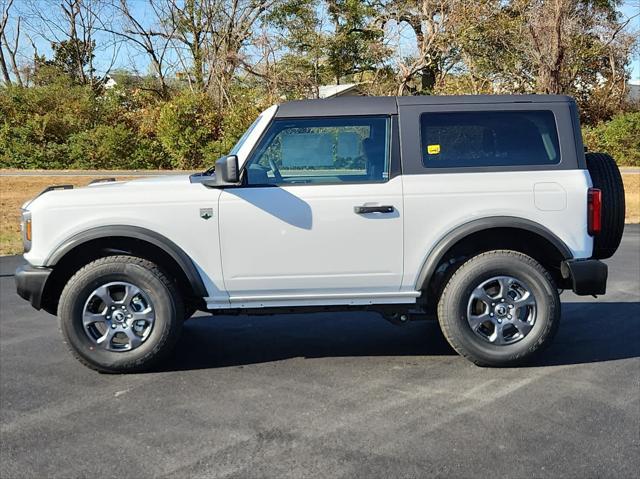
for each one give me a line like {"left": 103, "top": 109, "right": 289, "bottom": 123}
{"left": 427, "top": 144, "right": 441, "bottom": 155}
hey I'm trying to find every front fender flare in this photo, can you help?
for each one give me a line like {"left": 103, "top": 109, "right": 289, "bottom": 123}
{"left": 45, "top": 225, "right": 207, "bottom": 298}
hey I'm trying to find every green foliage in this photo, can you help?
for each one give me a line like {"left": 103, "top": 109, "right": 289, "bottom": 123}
{"left": 67, "top": 125, "right": 143, "bottom": 169}
{"left": 44, "top": 39, "right": 96, "bottom": 85}
{"left": 0, "top": 123, "right": 72, "bottom": 169}
{"left": 0, "top": 73, "right": 173, "bottom": 169}
{"left": 0, "top": 66, "right": 278, "bottom": 170}
{"left": 207, "top": 86, "right": 271, "bottom": 159}
{"left": 0, "top": 77, "right": 97, "bottom": 168}
{"left": 326, "top": 0, "right": 386, "bottom": 82}
{"left": 0, "top": 76, "right": 97, "bottom": 141}
{"left": 583, "top": 112, "right": 640, "bottom": 166}
{"left": 0, "top": 0, "right": 636, "bottom": 171}
{"left": 156, "top": 91, "right": 221, "bottom": 169}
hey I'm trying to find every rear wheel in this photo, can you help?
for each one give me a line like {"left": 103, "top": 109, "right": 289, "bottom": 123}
{"left": 58, "top": 255, "right": 184, "bottom": 373}
{"left": 437, "top": 250, "right": 560, "bottom": 367}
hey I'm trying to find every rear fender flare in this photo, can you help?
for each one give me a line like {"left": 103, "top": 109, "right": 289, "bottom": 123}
{"left": 414, "top": 216, "right": 573, "bottom": 291}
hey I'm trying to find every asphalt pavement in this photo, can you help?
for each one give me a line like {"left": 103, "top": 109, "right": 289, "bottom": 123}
{"left": 1, "top": 227, "right": 639, "bottom": 478}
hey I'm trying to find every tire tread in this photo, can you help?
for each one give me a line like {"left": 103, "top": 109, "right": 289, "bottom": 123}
{"left": 585, "top": 152, "right": 625, "bottom": 259}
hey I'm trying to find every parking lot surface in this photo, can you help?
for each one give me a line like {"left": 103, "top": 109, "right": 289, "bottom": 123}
{"left": 1, "top": 226, "right": 638, "bottom": 478}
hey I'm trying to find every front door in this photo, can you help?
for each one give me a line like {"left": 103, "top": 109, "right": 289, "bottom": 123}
{"left": 218, "top": 115, "right": 404, "bottom": 304}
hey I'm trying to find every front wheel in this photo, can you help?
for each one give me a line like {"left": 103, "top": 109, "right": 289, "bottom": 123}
{"left": 58, "top": 255, "right": 184, "bottom": 373}
{"left": 437, "top": 250, "right": 560, "bottom": 367}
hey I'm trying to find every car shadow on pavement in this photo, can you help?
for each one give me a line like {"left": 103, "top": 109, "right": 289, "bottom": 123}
{"left": 161, "top": 301, "right": 640, "bottom": 372}
{"left": 164, "top": 312, "right": 455, "bottom": 371}
{"left": 524, "top": 301, "right": 640, "bottom": 367}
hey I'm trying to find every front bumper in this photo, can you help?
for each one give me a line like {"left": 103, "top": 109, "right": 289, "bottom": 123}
{"left": 15, "top": 263, "right": 52, "bottom": 310}
{"left": 561, "top": 259, "right": 608, "bottom": 296}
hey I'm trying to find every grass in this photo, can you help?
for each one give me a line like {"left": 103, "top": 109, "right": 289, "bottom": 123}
{"left": 624, "top": 174, "right": 639, "bottom": 223}
{"left": 0, "top": 171, "right": 638, "bottom": 256}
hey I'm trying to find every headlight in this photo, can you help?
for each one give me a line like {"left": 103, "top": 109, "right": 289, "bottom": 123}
{"left": 21, "top": 210, "right": 32, "bottom": 252}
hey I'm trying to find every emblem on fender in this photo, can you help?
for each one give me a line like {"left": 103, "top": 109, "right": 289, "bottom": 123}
{"left": 200, "top": 208, "right": 213, "bottom": 220}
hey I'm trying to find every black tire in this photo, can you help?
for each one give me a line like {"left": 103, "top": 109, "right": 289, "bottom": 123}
{"left": 437, "top": 250, "right": 560, "bottom": 367}
{"left": 58, "top": 255, "right": 184, "bottom": 373}
{"left": 585, "top": 152, "right": 625, "bottom": 259}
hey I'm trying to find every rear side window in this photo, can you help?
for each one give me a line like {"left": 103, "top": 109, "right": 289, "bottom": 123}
{"left": 420, "top": 110, "right": 560, "bottom": 168}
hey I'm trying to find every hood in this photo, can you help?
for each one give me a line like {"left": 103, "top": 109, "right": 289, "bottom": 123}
{"left": 89, "top": 174, "right": 193, "bottom": 188}
{"left": 23, "top": 174, "right": 196, "bottom": 210}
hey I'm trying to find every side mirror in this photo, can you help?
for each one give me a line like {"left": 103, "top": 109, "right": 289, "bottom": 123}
{"left": 216, "top": 155, "right": 239, "bottom": 183}
{"left": 202, "top": 155, "right": 239, "bottom": 187}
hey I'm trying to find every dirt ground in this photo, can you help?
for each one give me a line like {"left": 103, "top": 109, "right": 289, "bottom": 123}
{"left": 1, "top": 172, "right": 638, "bottom": 255}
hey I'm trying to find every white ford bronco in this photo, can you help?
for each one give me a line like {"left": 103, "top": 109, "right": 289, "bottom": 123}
{"left": 16, "top": 95, "right": 625, "bottom": 372}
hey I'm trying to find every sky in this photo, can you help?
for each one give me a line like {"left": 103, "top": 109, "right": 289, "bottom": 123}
{"left": 621, "top": 1, "right": 640, "bottom": 83}
{"left": 4, "top": 0, "right": 640, "bottom": 83}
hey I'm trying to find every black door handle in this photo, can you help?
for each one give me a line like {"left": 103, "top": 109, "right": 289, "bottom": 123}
{"left": 354, "top": 205, "right": 395, "bottom": 214}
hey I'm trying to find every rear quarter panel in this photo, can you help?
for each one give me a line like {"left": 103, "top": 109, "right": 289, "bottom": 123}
{"left": 397, "top": 99, "right": 592, "bottom": 291}
{"left": 400, "top": 170, "right": 593, "bottom": 290}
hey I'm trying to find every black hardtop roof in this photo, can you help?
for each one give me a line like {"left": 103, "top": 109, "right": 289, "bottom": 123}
{"left": 274, "top": 94, "right": 575, "bottom": 118}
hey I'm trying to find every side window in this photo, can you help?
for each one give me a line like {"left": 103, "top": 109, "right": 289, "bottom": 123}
{"left": 245, "top": 116, "right": 389, "bottom": 185}
{"left": 420, "top": 110, "right": 561, "bottom": 168}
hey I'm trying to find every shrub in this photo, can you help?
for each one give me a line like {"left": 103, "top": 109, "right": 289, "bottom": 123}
{"left": 207, "top": 86, "right": 272, "bottom": 160}
{"left": 583, "top": 112, "right": 640, "bottom": 167}
{"left": 67, "top": 124, "right": 138, "bottom": 169}
{"left": 131, "top": 138, "right": 172, "bottom": 170}
{"left": 0, "top": 124, "right": 69, "bottom": 168}
{"left": 0, "top": 79, "right": 98, "bottom": 144}
{"left": 66, "top": 125, "right": 170, "bottom": 170}
{"left": 156, "top": 91, "right": 221, "bottom": 169}
{"left": 0, "top": 79, "right": 99, "bottom": 168}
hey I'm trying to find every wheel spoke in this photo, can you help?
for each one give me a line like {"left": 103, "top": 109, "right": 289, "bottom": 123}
{"left": 120, "top": 284, "right": 142, "bottom": 305}
{"left": 124, "top": 329, "right": 142, "bottom": 349}
{"left": 83, "top": 311, "right": 107, "bottom": 326}
{"left": 512, "top": 291, "right": 535, "bottom": 309}
{"left": 491, "top": 322, "right": 506, "bottom": 345}
{"left": 513, "top": 318, "right": 533, "bottom": 336}
{"left": 468, "top": 312, "right": 490, "bottom": 331}
{"left": 92, "top": 285, "right": 113, "bottom": 307}
{"left": 471, "top": 285, "right": 494, "bottom": 306}
{"left": 96, "top": 328, "right": 117, "bottom": 350}
{"left": 497, "top": 277, "right": 513, "bottom": 297}
{"left": 132, "top": 310, "right": 154, "bottom": 323}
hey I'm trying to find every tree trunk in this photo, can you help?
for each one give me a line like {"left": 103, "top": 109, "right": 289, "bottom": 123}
{"left": 0, "top": 46, "right": 12, "bottom": 84}
{"left": 4, "top": 17, "right": 23, "bottom": 87}
{"left": 420, "top": 66, "right": 436, "bottom": 93}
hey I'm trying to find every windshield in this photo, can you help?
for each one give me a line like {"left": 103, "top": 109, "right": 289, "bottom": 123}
{"left": 229, "top": 114, "right": 262, "bottom": 155}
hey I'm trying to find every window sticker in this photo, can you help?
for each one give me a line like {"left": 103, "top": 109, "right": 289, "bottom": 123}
{"left": 427, "top": 144, "right": 441, "bottom": 155}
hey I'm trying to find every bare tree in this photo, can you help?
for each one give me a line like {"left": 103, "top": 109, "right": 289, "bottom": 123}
{"left": 143, "top": 0, "right": 281, "bottom": 105}
{"left": 20, "top": 0, "right": 118, "bottom": 86}
{"left": 98, "top": 0, "right": 177, "bottom": 97}
{"left": 522, "top": 0, "right": 574, "bottom": 94}
{"left": 0, "top": 0, "right": 14, "bottom": 84}
{"left": 378, "top": 0, "right": 462, "bottom": 95}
